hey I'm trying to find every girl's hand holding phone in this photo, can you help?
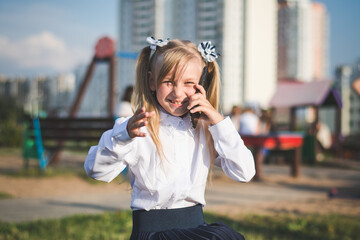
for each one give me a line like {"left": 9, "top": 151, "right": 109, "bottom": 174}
{"left": 127, "top": 107, "right": 155, "bottom": 138}
{"left": 188, "top": 84, "right": 224, "bottom": 125}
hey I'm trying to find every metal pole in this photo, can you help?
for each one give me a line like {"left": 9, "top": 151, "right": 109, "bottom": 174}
{"left": 69, "top": 55, "right": 97, "bottom": 118}
{"left": 108, "top": 55, "right": 117, "bottom": 117}
{"left": 49, "top": 55, "right": 96, "bottom": 165}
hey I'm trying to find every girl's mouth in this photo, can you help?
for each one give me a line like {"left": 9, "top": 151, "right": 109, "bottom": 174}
{"left": 168, "top": 99, "right": 187, "bottom": 107}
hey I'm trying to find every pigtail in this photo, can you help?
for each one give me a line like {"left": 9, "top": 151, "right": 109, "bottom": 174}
{"left": 134, "top": 46, "right": 166, "bottom": 162}
{"left": 205, "top": 61, "right": 220, "bottom": 110}
{"left": 134, "top": 47, "right": 152, "bottom": 107}
{"left": 201, "top": 60, "right": 221, "bottom": 183}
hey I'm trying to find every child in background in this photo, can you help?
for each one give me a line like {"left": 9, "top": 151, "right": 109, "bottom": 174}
{"left": 239, "top": 106, "right": 261, "bottom": 135}
{"left": 84, "top": 37, "right": 255, "bottom": 240}
{"left": 116, "top": 85, "right": 134, "bottom": 118}
{"left": 230, "top": 105, "right": 242, "bottom": 131}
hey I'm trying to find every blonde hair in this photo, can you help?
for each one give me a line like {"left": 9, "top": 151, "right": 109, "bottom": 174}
{"left": 133, "top": 39, "right": 221, "bottom": 169}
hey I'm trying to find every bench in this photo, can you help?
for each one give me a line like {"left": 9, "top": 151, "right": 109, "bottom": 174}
{"left": 242, "top": 132, "right": 304, "bottom": 180}
{"left": 23, "top": 117, "right": 115, "bottom": 169}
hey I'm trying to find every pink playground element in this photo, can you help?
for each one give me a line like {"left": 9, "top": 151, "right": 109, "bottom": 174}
{"left": 95, "top": 36, "right": 115, "bottom": 59}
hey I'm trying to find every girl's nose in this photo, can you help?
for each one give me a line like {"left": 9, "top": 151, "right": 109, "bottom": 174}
{"left": 173, "top": 85, "right": 184, "bottom": 97}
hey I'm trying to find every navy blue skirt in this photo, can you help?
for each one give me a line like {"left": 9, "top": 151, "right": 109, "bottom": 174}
{"left": 130, "top": 204, "right": 245, "bottom": 240}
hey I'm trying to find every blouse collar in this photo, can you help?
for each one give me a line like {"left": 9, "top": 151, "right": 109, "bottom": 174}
{"left": 159, "top": 108, "right": 193, "bottom": 133}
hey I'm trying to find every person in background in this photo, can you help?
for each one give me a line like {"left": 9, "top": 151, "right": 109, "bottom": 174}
{"left": 259, "top": 109, "right": 272, "bottom": 134}
{"left": 315, "top": 121, "right": 332, "bottom": 161}
{"left": 230, "top": 105, "right": 242, "bottom": 131}
{"left": 239, "top": 105, "right": 260, "bottom": 135}
{"left": 116, "top": 85, "right": 134, "bottom": 118}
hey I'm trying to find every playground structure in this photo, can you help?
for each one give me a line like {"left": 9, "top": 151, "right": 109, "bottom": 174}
{"left": 23, "top": 117, "right": 114, "bottom": 170}
{"left": 239, "top": 80, "right": 342, "bottom": 179}
{"left": 23, "top": 37, "right": 137, "bottom": 168}
{"left": 242, "top": 132, "right": 303, "bottom": 180}
{"left": 269, "top": 80, "right": 342, "bottom": 161}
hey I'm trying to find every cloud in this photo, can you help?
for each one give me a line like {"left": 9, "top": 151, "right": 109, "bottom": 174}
{"left": 0, "top": 31, "right": 89, "bottom": 73}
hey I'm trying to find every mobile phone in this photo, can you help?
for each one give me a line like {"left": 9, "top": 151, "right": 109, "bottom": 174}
{"left": 191, "top": 66, "right": 208, "bottom": 128}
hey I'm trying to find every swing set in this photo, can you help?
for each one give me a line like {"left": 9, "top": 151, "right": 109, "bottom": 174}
{"left": 22, "top": 37, "right": 137, "bottom": 170}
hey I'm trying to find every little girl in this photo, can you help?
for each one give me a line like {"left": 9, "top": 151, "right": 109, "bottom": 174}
{"left": 84, "top": 37, "right": 256, "bottom": 239}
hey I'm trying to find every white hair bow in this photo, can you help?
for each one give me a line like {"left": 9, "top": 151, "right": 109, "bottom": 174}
{"left": 146, "top": 37, "right": 169, "bottom": 58}
{"left": 197, "top": 41, "right": 219, "bottom": 62}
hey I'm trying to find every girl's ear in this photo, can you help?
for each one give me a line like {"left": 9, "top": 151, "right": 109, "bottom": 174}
{"left": 148, "top": 71, "right": 156, "bottom": 91}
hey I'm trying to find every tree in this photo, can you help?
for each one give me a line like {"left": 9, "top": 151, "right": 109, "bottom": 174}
{"left": 0, "top": 97, "right": 26, "bottom": 147}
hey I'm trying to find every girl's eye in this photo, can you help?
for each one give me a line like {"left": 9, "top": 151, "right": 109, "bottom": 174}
{"left": 162, "top": 81, "right": 173, "bottom": 86}
{"left": 185, "top": 81, "right": 196, "bottom": 85}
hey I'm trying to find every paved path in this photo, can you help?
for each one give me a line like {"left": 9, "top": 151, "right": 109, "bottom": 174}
{"left": 0, "top": 193, "right": 130, "bottom": 222}
{"left": 1, "top": 165, "right": 360, "bottom": 223}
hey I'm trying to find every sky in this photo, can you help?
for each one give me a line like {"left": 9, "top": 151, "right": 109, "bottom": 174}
{"left": 0, "top": 0, "right": 117, "bottom": 76}
{"left": 0, "top": 0, "right": 359, "bottom": 78}
{"left": 316, "top": 0, "right": 360, "bottom": 76}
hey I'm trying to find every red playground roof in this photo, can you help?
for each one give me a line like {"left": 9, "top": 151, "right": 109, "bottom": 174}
{"left": 269, "top": 80, "right": 342, "bottom": 108}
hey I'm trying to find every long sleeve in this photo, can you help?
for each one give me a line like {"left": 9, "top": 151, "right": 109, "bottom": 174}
{"left": 209, "top": 117, "right": 256, "bottom": 182}
{"left": 84, "top": 112, "right": 255, "bottom": 211}
{"left": 84, "top": 117, "right": 136, "bottom": 183}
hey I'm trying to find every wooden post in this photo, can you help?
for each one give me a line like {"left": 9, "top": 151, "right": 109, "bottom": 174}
{"left": 69, "top": 56, "right": 96, "bottom": 118}
{"left": 291, "top": 147, "right": 301, "bottom": 177}
{"left": 335, "top": 107, "right": 342, "bottom": 158}
{"left": 290, "top": 107, "right": 296, "bottom": 131}
{"left": 288, "top": 107, "right": 302, "bottom": 177}
{"left": 108, "top": 55, "right": 117, "bottom": 117}
{"left": 253, "top": 146, "right": 264, "bottom": 181}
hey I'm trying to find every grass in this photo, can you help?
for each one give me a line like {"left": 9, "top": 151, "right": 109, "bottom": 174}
{"left": 0, "top": 211, "right": 359, "bottom": 240}
{"left": 0, "top": 191, "right": 12, "bottom": 199}
{"left": 0, "top": 148, "right": 22, "bottom": 156}
{"left": 5, "top": 166, "right": 77, "bottom": 178}
{"left": 2, "top": 166, "right": 125, "bottom": 186}
{"left": 205, "top": 213, "right": 360, "bottom": 240}
{"left": 0, "top": 147, "right": 104, "bottom": 183}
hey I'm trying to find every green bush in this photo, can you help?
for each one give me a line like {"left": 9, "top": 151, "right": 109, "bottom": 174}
{"left": 0, "top": 97, "right": 25, "bottom": 148}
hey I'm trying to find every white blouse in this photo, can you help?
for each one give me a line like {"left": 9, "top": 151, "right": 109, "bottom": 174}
{"left": 84, "top": 111, "right": 255, "bottom": 211}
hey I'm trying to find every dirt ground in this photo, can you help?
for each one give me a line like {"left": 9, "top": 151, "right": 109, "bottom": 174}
{"left": 0, "top": 151, "right": 128, "bottom": 198}
{"left": 1, "top": 151, "right": 360, "bottom": 218}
